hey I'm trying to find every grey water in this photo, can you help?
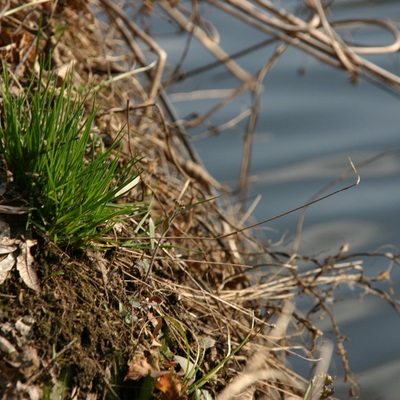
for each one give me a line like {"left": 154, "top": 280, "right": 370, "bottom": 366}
{"left": 147, "top": 1, "right": 400, "bottom": 398}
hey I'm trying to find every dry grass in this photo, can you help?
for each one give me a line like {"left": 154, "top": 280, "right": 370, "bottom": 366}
{"left": 1, "top": 1, "right": 400, "bottom": 399}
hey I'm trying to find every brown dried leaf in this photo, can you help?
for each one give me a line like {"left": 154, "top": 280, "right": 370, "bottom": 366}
{"left": 0, "top": 252, "right": 16, "bottom": 284}
{"left": 0, "top": 221, "right": 11, "bottom": 242}
{"left": 156, "top": 372, "right": 185, "bottom": 400}
{"left": 15, "top": 381, "right": 42, "bottom": 400}
{"left": 87, "top": 250, "right": 109, "bottom": 286}
{"left": 125, "top": 357, "right": 154, "bottom": 381}
{"left": 16, "top": 239, "right": 40, "bottom": 292}
{"left": 8, "top": 347, "right": 41, "bottom": 378}
{"left": 0, "top": 236, "right": 18, "bottom": 254}
{"left": 0, "top": 335, "right": 17, "bottom": 355}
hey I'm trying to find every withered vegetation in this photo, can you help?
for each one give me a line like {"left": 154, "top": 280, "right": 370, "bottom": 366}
{"left": 0, "top": 1, "right": 400, "bottom": 399}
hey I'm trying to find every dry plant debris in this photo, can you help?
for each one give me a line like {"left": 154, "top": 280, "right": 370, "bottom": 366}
{"left": 0, "top": 1, "right": 399, "bottom": 399}
{"left": 0, "top": 236, "right": 39, "bottom": 292}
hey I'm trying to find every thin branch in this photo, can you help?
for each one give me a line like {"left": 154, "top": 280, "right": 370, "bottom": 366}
{"left": 217, "top": 158, "right": 360, "bottom": 240}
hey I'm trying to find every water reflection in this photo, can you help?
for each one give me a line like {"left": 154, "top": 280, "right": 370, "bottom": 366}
{"left": 153, "top": 1, "right": 400, "bottom": 397}
{"left": 255, "top": 150, "right": 400, "bottom": 185}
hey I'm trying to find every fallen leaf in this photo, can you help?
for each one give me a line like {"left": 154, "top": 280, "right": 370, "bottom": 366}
{"left": 0, "top": 252, "right": 16, "bottom": 284}
{"left": 0, "top": 335, "right": 17, "bottom": 355}
{"left": 8, "top": 347, "right": 41, "bottom": 378}
{"left": 147, "top": 311, "right": 159, "bottom": 328}
{"left": 0, "top": 221, "right": 12, "bottom": 245}
{"left": 16, "top": 380, "right": 42, "bottom": 400}
{"left": 0, "top": 236, "right": 18, "bottom": 253}
{"left": 174, "top": 355, "right": 196, "bottom": 380}
{"left": 15, "top": 317, "right": 35, "bottom": 343}
{"left": 199, "top": 335, "right": 216, "bottom": 350}
{"left": 87, "top": 250, "right": 109, "bottom": 286}
{"left": 16, "top": 239, "right": 40, "bottom": 292}
{"left": 156, "top": 372, "right": 185, "bottom": 400}
{"left": 125, "top": 357, "right": 154, "bottom": 381}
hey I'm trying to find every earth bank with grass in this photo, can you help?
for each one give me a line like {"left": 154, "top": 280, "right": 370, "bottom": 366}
{"left": 0, "top": 2, "right": 277, "bottom": 398}
{"left": 1, "top": 2, "right": 399, "bottom": 400}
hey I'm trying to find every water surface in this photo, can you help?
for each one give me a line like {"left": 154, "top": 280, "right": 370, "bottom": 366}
{"left": 150, "top": 1, "right": 400, "bottom": 397}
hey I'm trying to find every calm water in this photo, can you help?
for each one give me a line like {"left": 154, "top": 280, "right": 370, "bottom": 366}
{"left": 148, "top": 1, "right": 400, "bottom": 398}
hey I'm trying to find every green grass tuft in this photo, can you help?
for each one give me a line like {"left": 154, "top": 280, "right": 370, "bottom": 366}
{"left": 0, "top": 64, "right": 146, "bottom": 248}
